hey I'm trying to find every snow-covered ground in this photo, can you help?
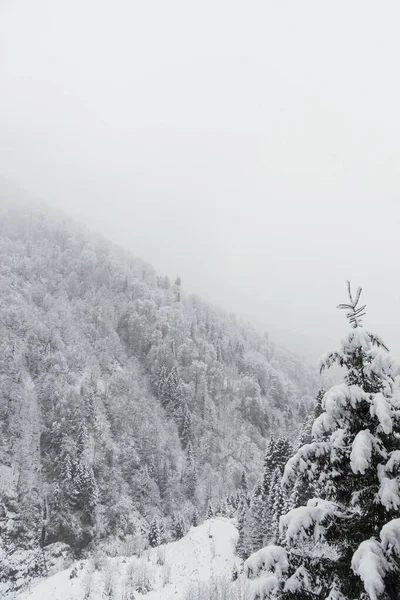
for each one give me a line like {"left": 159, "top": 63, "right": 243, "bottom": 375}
{"left": 10, "top": 519, "right": 239, "bottom": 600}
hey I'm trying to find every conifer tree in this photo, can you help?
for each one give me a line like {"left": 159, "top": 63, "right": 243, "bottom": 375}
{"left": 182, "top": 441, "right": 197, "bottom": 501}
{"left": 158, "top": 518, "right": 165, "bottom": 543}
{"left": 180, "top": 402, "right": 192, "bottom": 448}
{"left": 262, "top": 437, "right": 277, "bottom": 499}
{"left": 242, "top": 484, "right": 266, "bottom": 557}
{"left": 206, "top": 502, "right": 214, "bottom": 519}
{"left": 191, "top": 507, "right": 199, "bottom": 527}
{"left": 245, "top": 283, "right": 400, "bottom": 600}
{"left": 266, "top": 467, "right": 282, "bottom": 516}
{"left": 239, "top": 471, "right": 248, "bottom": 494}
{"left": 171, "top": 512, "right": 185, "bottom": 540}
{"left": 270, "top": 478, "right": 287, "bottom": 543}
{"left": 148, "top": 517, "right": 160, "bottom": 547}
{"left": 235, "top": 497, "right": 248, "bottom": 559}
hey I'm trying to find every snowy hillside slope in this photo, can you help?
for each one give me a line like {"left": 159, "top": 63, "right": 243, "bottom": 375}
{"left": 11, "top": 519, "right": 239, "bottom": 600}
{"left": 0, "top": 189, "right": 320, "bottom": 564}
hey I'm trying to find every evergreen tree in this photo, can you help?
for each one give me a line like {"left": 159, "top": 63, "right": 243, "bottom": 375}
{"left": 266, "top": 467, "right": 282, "bottom": 516}
{"left": 171, "top": 512, "right": 185, "bottom": 540}
{"left": 158, "top": 518, "right": 165, "bottom": 543}
{"left": 235, "top": 497, "right": 248, "bottom": 559}
{"left": 191, "top": 507, "right": 199, "bottom": 527}
{"left": 262, "top": 437, "right": 292, "bottom": 502}
{"left": 245, "top": 283, "right": 400, "bottom": 600}
{"left": 274, "top": 436, "right": 292, "bottom": 470}
{"left": 180, "top": 402, "right": 192, "bottom": 448}
{"left": 262, "top": 437, "right": 277, "bottom": 499}
{"left": 148, "top": 517, "right": 160, "bottom": 547}
{"left": 239, "top": 471, "right": 248, "bottom": 494}
{"left": 270, "top": 477, "right": 287, "bottom": 543}
{"left": 182, "top": 441, "right": 197, "bottom": 501}
{"left": 242, "top": 484, "right": 266, "bottom": 557}
{"left": 206, "top": 502, "right": 214, "bottom": 519}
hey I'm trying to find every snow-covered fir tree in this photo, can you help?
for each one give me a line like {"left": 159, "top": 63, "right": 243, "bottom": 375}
{"left": 242, "top": 484, "right": 266, "bottom": 557}
{"left": 171, "top": 512, "right": 186, "bottom": 540}
{"left": 190, "top": 507, "right": 199, "bottom": 527}
{"left": 148, "top": 517, "right": 161, "bottom": 548}
{"left": 182, "top": 441, "right": 197, "bottom": 501}
{"left": 244, "top": 283, "right": 400, "bottom": 600}
{"left": 206, "top": 503, "right": 214, "bottom": 519}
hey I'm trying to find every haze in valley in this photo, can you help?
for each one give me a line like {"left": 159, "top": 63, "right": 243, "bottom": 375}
{"left": 1, "top": 0, "right": 400, "bottom": 362}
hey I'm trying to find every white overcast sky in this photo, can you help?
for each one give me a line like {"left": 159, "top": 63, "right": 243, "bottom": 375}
{"left": 1, "top": 0, "right": 400, "bottom": 362}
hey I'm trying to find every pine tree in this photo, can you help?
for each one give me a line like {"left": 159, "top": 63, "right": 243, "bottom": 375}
{"left": 157, "top": 365, "right": 168, "bottom": 403}
{"left": 171, "top": 512, "right": 185, "bottom": 540}
{"left": 158, "top": 518, "right": 165, "bottom": 543}
{"left": 245, "top": 283, "right": 400, "bottom": 600}
{"left": 180, "top": 402, "right": 192, "bottom": 448}
{"left": 274, "top": 436, "right": 292, "bottom": 470}
{"left": 239, "top": 471, "right": 248, "bottom": 494}
{"left": 235, "top": 497, "right": 248, "bottom": 559}
{"left": 216, "top": 498, "right": 228, "bottom": 517}
{"left": 191, "top": 507, "right": 199, "bottom": 527}
{"left": 242, "top": 485, "right": 266, "bottom": 557}
{"left": 262, "top": 437, "right": 292, "bottom": 502}
{"left": 270, "top": 477, "right": 287, "bottom": 543}
{"left": 206, "top": 502, "right": 214, "bottom": 519}
{"left": 148, "top": 517, "right": 160, "bottom": 547}
{"left": 266, "top": 467, "right": 282, "bottom": 516}
{"left": 182, "top": 441, "right": 197, "bottom": 501}
{"left": 262, "top": 437, "right": 277, "bottom": 499}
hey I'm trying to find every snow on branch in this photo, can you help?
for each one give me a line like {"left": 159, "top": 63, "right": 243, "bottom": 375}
{"left": 377, "top": 464, "right": 400, "bottom": 511}
{"left": 279, "top": 498, "right": 338, "bottom": 546}
{"left": 380, "top": 518, "right": 400, "bottom": 556}
{"left": 351, "top": 539, "right": 390, "bottom": 600}
{"left": 249, "top": 575, "right": 280, "bottom": 600}
{"left": 283, "top": 565, "right": 313, "bottom": 594}
{"left": 244, "top": 545, "right": 288, "bottom": 580}
{"left": 282, "top": 442, "right": 330, "bottom": 486}
{"left": 350, "top": 430, "right": 373, "bottom": 475}
{"left": 370, "top": 393, "right": 393, "bottom": 435}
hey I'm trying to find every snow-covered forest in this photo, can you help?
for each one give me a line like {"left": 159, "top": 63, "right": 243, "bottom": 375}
{"left": 2, "top": 189, "right": 400, "bottom": 600}
{"left": 2, "top": 0, "right": 400, "bottom": 597}
{"left": 0, "top": 193, "right": 320, "bottom": 594}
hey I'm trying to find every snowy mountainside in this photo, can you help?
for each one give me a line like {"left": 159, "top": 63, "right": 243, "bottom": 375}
{"left": 0, "top": 188, "right": 319, "bottom": 575}
{"left": 9, "top": 519, "right": 239, "bottom": 600}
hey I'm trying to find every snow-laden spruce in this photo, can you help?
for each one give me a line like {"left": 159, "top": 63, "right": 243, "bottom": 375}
{"left": 245, "top": 283, "right": 400, "bottom": 599}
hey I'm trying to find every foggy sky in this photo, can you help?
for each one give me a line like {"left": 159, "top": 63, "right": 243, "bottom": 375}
{"left": 1, "top": 0, "right": 400, "bottom": 363}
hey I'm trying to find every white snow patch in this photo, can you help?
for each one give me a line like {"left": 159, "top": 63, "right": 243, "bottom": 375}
{"left": 380, "top": 518, "right": 400, "bottom": 556}
{"left": 350, "top": 430, "right": 373, "bottom": 475}
{"left": 370, "top": 393, "right": 393, "bottom": 434}
{"left": 11, "top": 519, "right": 238, "bottom": 600}
{"left": 351, "top": 538, "right": 390, "bottom": 600}
{"left": 284, "top": 565, "right": 312, "bottom": 593}
{"left": 279, "top": 499, "right": 337, "bottom": 546}
{"left": 377, "top": 464, "right": 400, "bottom": 511}
{"left": 244, "top": 545, "right": 288, "bottom": 580}
{"left": 249, "top": 575, "right": 279, "bottom": 599}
